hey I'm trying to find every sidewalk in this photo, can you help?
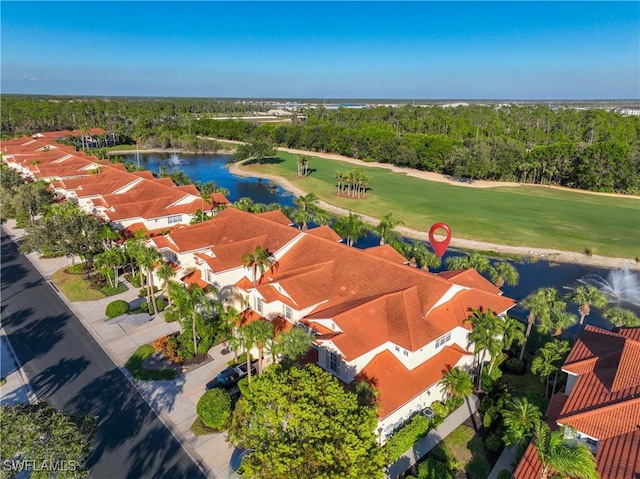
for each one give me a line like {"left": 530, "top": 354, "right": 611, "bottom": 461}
{"left": 487, "top": 444, "right": 519, "bottom": 479}
{"left": 0, "top": 328, "right": 37, "bottom": 406}
{"left": 2, "top": 220, "right": 240, "bottom": 479}
{"left": 386, "top": 395, "right": 481, "bottom": 479}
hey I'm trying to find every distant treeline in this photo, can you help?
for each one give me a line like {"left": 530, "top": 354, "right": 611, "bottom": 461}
{"left": 1, "top": 95, "right": 639, "bottom": 193}
{"left": 193, "top": 106, "right": 640, "bottom": 194}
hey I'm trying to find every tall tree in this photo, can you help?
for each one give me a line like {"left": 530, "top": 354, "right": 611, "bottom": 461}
{"left": 519, "top": 287, "right": 562, "bottom": 360}
{"left": 228, "top": 364, "right": 384, "bottom": 479}
{"left": 438, "top": 367, "right": 473, "bottom": 401}
{"left": 445, "top": 253, "right": 491, "bottom": 273}
{"left": 374, "top": 212, "right": 404, "bottom": 246}
{"left": 94, "top": 247, "right": 126, "bottom": 288}
{"left": 489, "top": 261, "right": 520, "bottom": 288}
{"left": 569, "top": 285, "right": 608, "bottom": 325}
{"left": 1, "top": 403, "right": 96, "bottom": 479}
{"left": 407, "top": 242, "right": 441, "bottom": 271}
{"left": 532, "top": 423, "right": 598, "bottom": 479}
{"left": 603, "top": 306, "right": 640, "bottom": 328}
{"left": 241, "top": 246, "right": 274, "bottom": 287}
{"left": 538, "top": 303, "right": 577, "bottom": 338}
{"left": 156, "top": 263, "right": 176, "bottom": 305}
{"left": 275, "top": 327, "right": 314, "bottom": 366}
{"left": 466, "top": 308, "right": 502, "bottom": 387}
{"left": 531, "top": 339, "right": 570, "bottom": 397}
{"left": 333, "top": 211, "right": 370, "bottom": 247}
{"left": 246, "top": 320, "right": 275, "bottom": 374}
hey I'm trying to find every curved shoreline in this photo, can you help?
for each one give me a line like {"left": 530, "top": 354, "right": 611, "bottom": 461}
{"left": 227, "top": 161, "right": 638, "bottom": 270}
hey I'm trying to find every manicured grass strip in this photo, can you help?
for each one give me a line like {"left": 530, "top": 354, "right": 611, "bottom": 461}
{"left": 125, "top": 345, "right": 178, "bottom": 381}
{"left": 241, "top": 152, "right": 640, "bottom": 259}
{"left": 189, "top": 417, "right": 218, "bottom": 436}
{"left": 50, "top": 268, "right": 106, "bottom": 302}
{"left": 431, "top": 425, "right": 491, "bottom": 479}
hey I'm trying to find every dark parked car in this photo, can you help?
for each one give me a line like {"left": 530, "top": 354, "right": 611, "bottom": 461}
{"left": 206, "top": 362, "right": 257, "bottom": 390}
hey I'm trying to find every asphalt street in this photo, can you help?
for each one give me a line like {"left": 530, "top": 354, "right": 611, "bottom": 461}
{"left": 0, "top": 229, "right": 208, "bottom": 479}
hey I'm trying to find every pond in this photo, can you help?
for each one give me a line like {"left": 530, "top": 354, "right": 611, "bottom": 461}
{"left": 122, "top": 152, "right": 640, "bottom": 333}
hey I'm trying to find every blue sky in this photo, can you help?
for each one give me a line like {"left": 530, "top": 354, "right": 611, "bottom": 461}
{"left": 1, "top": 2, "right": 638, "bottom": 99}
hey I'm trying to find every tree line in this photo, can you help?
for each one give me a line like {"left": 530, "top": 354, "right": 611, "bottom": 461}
{"left": 192, "top": 105, "right": 640, "bottom": 194}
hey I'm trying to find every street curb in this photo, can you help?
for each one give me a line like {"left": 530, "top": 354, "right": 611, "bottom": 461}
{"left": 0, "top": 330, "right": 38, "bottom": 404}
{"left": 2, "top": 228, "right": 215, "bottom": 479}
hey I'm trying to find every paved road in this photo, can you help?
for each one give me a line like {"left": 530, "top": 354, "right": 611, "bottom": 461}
{"left": 0, "top": 230, "right": 207, "bottom": 479}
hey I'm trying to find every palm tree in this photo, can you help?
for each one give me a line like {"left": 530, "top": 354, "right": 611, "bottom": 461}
{"left": 233, "top": 197, "right": 255, "bottom": 212}
{"left": 489, "top": 261, "right": 520, "bottom": 288}
{"left": 156, "top": 263, "right": 176, "bottom": 305}
{"left": 533, "top": 423, "right": 598, "bottom": 479}
{"left": 351, "top": 380, "right": 379, "bottom": 407}
{"left": 295, "top": 155, "right": 304, "bottom": 177}
{"left": 466, "top": 309, "right": 502, "bottom": 387}
{"left": 190, "top": 209, "right": 209, "bottom": 225}
{"left": 292, "top": 192, "right": 320, "bottom": 230}
{"left": 275, "top": 327, "right": 314, "bottom": 366}
{"left": 603, "top": 306, "right": 640, "bottom": 328}
{"left": 246, "top": 320, "right": 274, "bottom": 373}
{"left": 531, "top": 339, "right": 570, "bottom": 397}
{"left": 569, "top": 285, "right": 608, "bottom": 325}
{"left": 519, "top": 287, "right": 561, "bottom": 360}
{"left": 98, "top": 224, "right": 121, "bottom": 250}
{"left": 237, "top": 324, "right": 257, "bottom": 383}
{"left": 438, "top": 367, "right": 473, "bottom": 401}
{"left": 501, "top": 316, "right": 525, "bottom": 351}
{"left": 501, "top": 397, "right": 542, "bottom": 446}
{"left": 408, "top": 243, "right": 441, "bottom": 271}
{"left": 445, "top": 253, "right": 491, "bottom": 273}
{"left": 538, "top": 303, "right": 577, "bottom": 337}
{"left": 168, "top": 283, "right": 213, "bottom": 356}
{"left": 241, "top": 246, "right": 273, "bottom": 287}
{"left": 137, "top": 245, "right": 162, "bottom": 316}
{"left": 94, "top": 247, "right": 126, "bottom": 288}
{"left": 333, "top": 211, "right": 370, "bottom": 247}
{"left": 374, "top": 213, "right": 404, "bottom": 246}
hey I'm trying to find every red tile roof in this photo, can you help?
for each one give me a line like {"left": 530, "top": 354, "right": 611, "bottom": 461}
{"left": 515, "top": 325, "right": 640, "bottom": 479}
{"left": 363, "top": 244, "right": 408, "bottom": 264}
{"left": 356, "top": 346, "right": 471, "bottom": 418}
{"left": 437, "top": 269, "right": 503, "bottom": 295}
{"left": 182, "top": 270, "right": 209, "bottom": 289}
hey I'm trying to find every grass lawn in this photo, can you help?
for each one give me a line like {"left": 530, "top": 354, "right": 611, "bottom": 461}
{"left": 239, "top": 151, "right": 640, "bottom": 258}
{"left": 125, "top": 344, "right": 178, "bottom": 381}
{"left": 189, "top": 417, "right": 218, "bottom": 436}
{"left": 50, "top": 267, "right": 106, "bottom": 302}
{"left": 430, "top": 424, "right": 491, "bottom": 479}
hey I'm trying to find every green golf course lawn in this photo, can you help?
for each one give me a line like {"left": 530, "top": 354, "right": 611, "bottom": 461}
{"left": 239, "top": 151, "right": 640, "bottom": 259}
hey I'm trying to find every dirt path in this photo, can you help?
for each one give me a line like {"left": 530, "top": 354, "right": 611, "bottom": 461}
{"left": 228, "top": 161, "right": 638, "bottom": 270}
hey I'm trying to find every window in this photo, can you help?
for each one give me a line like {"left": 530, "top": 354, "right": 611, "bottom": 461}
{"left": 403, "top": 350, "right": 409, "bottom": 357}
{"left": 435, "top": 332, "right": 452, "bottom": 349}
{"left": 255, "top": 297, "right": 263, "bottom": 313}
{"left": 205, "top": 270, "right": 212, "bottom": 283}
{"left": 167, "top": 215, "right": 182, "bottom": 225}
{"left": 395, "top": 345, "right": 400, "bottom": 352}
{"left": 284, "top": 305, "right": 292, "bottom": 320}
{"left": 329, "top": 351, "right": 338, "bottom": 372}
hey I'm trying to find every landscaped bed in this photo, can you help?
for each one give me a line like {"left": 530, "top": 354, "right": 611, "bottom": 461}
{"left": 125, "top": 344, "right": 178, "bottom": 381}
{"left": 50, "top": 265, "right": 129, "bottom": 302}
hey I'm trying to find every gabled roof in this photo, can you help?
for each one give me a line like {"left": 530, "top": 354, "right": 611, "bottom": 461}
{"left": 437, "top": 269, "right": 502, "bottom": 295}
{"left": 515, "top": 325, "right": 640, "bottom": 479}
{"left": 357, "top": 345, "right": 471, "bottom": 419}
{"left": 363, "top": 244, "right": 408, "bottom": 264}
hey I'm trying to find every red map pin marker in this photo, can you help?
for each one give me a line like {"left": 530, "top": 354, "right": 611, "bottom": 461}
{"left": 428, "top": 222, "right": 452, "bottom": 258}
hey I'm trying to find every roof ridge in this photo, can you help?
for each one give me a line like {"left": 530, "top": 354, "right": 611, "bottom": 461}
{"left": 559, "top": 394, "right": 640, "bottom": 427}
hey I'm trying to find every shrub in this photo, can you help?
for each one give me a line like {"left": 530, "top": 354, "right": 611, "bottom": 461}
{"left": 481, "top": 367, "right": 503, "bottom": 391}
{"left": 126, "top": 273, "right": 142, "bottom": 287}
{"left": 237, "top": 377, "right": 250, "bottom": 397}
{"left": 66, "top": 264, "right": 84, "bottom": 274}
{"left": 415, "top": 457, "right": 455, "bottom": 479}
{"left": 105, "top": 300, "right": 130, "bottom": 318}
{"left": 467, "top": 456, "right": 491, "bottom": 479}
{"left": 430, "top": 400, "right": 449, "bottom": 423}
{"left": 485, "top": 433, "right": 503, "bottom": 453}
{"left": 164, "top": 336, "right": 184, "bottom": 364}
{"left": 383, "top": 415, "right": 431, "bottom": 462}
{"left": 196, "top": 389, "right": 232, "bottom": 430}
{"left": 125, "top": 344, "right": 177, "bottom": 381}
{"left": 503, "top": 358, "right": 525, "bottom": 375}
{"left": 150, "top": 298, "right": 166, "bottom": 313}
{"left": 100, "top": 283, "right": 128, "bottom": 297}
{"left": 496, "top": 470, "right": 512, "bottom": 479}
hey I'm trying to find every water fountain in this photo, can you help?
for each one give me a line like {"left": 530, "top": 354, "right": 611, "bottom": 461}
{"left": 167, "top": 153, "right": 188, "bottom": 166}
{"left": 578, "top": 262, "right": 640, "bottom": 307}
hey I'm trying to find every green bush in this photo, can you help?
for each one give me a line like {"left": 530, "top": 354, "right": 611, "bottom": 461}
{"left": 503, "top": 358, "right": 525, "bottom": 375}
{"left": 100, "top": 283, "right": 128, "bottom": 296}
{"left": 496, "top": 469, "right": 512, "bottom": 479}
{"left": 481, "top": 367, "right": 503, "bottom": 391}
{"left": 66, "top": 264, "right": 84, "bottom": 274}
{"left": 126, "top": 273, "right": 142, "bottom": 287}
{"left": 125, "top": 344, "right": 178, "bottom": 380}
{"left": 430, "top": 400, "right": 449, "bottom": 422}
{"left": 466, "top": 456, "right": 491, "bottom": 479}
{"left": 383, "top": 415, "right": 431, "bottom": 462}
{"left": 237, "top": 377, "right": 250, "bottom": 397}
{"left": 485, "top": 433, "right": 503, "bottom": 453}
{"left": 105, "top": 300, "right": 130, "bottom": 318}
{"left": 415, "top": 457, "right": 455, "bottom": 479}
{"left": 196, "top": 389, "right": 232, "bottom": 430}
{"left": 152, "top": 298, "right": 166, "bottom": 312}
